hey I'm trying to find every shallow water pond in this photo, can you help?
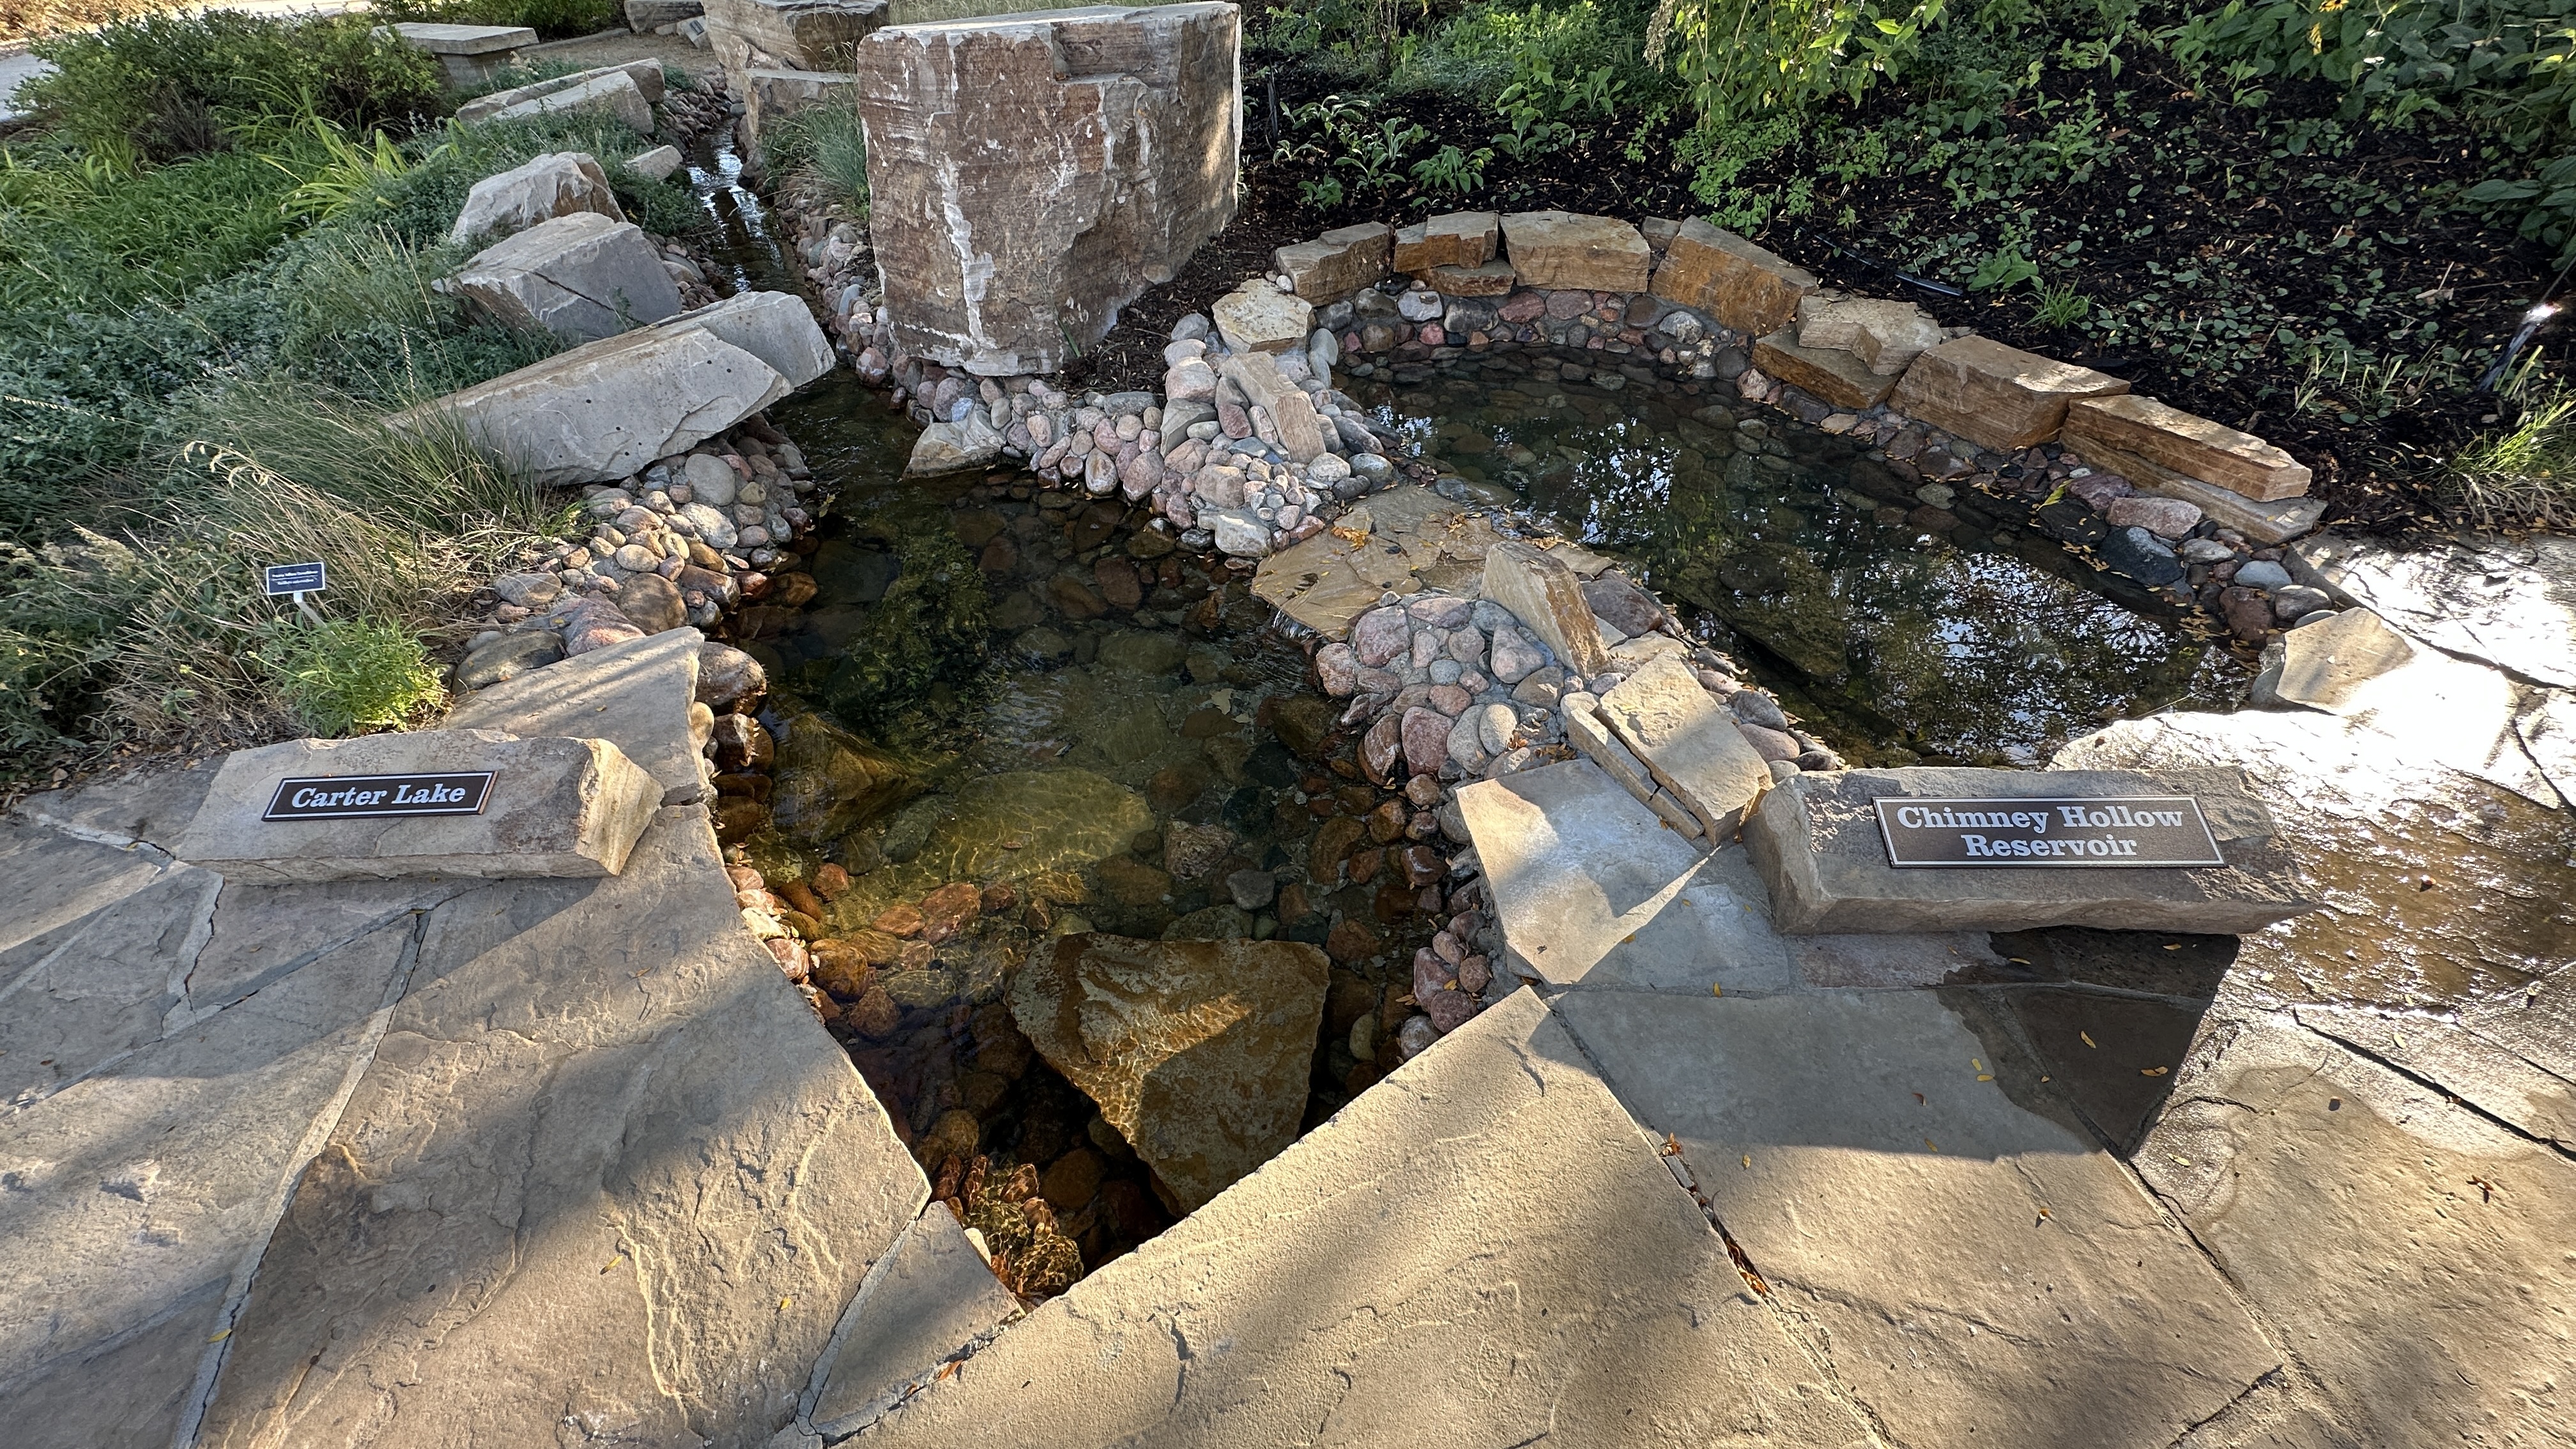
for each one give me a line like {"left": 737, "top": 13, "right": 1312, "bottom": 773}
{"left": 1357, "top": 370, "right": 2249, "bottom": 765}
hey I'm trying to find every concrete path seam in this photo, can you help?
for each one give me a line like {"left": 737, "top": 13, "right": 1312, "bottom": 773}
{"left": 167, "top": 907, "right": 434, "bottom": 1449}
{"left": 2292, "top": 1013, "right": 2576, "bottom": 1164}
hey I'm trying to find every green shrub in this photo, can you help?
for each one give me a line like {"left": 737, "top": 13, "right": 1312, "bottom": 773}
{"left": 254, "top": 617, "right": 448, "bottom": 736}
{"left": 2449, "top": 388, "right": 2576, "bottom": 529}
{"left": 1392, "top": 0, "right": 1650, "bottom": 105}
{"left": 21, "top": 12, "right": 445, "bottom": 163}
{"left": 1648, "top": 0, "right": 1949, "bottom": 127}
{"left": 371, "top": 0, "right": 625, "bottom": 42}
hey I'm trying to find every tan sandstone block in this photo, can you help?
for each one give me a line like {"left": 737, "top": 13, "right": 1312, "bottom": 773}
{"left": 1501, "top": 211, "right": 1650, "bottom": 293}
{"left": 1426, "top": 261, "right": 1517, "bottom": 296}
{"left": 1795, "top": 294, "right": 1942, "bottom": 376}
{"left": 1752, "top": 330, "right": 1898, "bottom": 411}
{"left": 1211, "top": 280, "right": 1314, "bottom": 353}
{"left": 1275, "top": 222, "right": 1391, "bottom": 302}
{"left": 2063, "top": 393, "right": 2312, "bottom": 500}
{"left": 1482, "top": 540, "right": 1612, "bottom": 680}
{"left": 1393, "top": 210, "right": 1499, "bottom": 274}
{"left": 1650, "top": 218, "right": 1818, "bottom": 335}
{"left": 1596, "top": 656, "right": 1772, "bottom": 839}
{"left": 1891, "top": 335, "right": 2130, "bottom": 452}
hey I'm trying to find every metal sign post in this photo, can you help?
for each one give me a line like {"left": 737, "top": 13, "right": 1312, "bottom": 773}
{"left": 263, "top": 561, "right": 328, "bottom": 625}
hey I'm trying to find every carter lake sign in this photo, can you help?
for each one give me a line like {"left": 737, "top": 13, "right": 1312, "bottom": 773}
{"left": 263, "top": 772, "right": 496, "bottom": 822}
{"left": 1876, "top": 796, "right": 2225, "bottom": 869}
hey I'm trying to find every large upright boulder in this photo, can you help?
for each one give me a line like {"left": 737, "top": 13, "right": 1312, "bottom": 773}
{"left": 857, "top": 3, "right": 1239, "bottom": 375}
{"left": 448, "top": 151, "right": 624, "bottom": 246}
{"left": 453, "top": 211, "right": 686, "bottom": 342}
{"left": 1009, "top": 933, "right": 1328, "bottom": 1212}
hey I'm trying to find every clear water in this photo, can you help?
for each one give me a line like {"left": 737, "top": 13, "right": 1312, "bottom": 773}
{"left": 1356, "top": 371, "right": 2250, "bottom": 767}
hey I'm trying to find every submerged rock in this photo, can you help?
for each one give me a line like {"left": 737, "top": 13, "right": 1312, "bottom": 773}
{"left": 766, "top": 701, "right": 916, "bottom": 846}
{"left": 1009, "top": 933, "right": 1329, "bottom": 1211}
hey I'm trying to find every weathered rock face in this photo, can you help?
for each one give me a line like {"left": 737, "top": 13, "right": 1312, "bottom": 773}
{"left": 1009, "top": 933, "right": 1328, "bottom": 1211}
{"left": 1275, "top": 221, "right": 1389, "bottom": 301}
{"left": 446, "top": 627, "right": 709, "bottom": 804}
{"left": 484, "top": 66, "right": 655, "bottom": 132}
{"left": 1209, "top": 279, "right": 1312, "bottom": 353}
{"left": 1891, "top": 335, "right": 2131, "bottom": 451}
{"left": 447, "top": 150, "right": 623, "bottom": 245}
{"left": 1650, "top": 218, "right": 1818, "bottom": 335}
{"left": 173, "top": 731, "right": 661, "bottom": 883}
{"left": 705, "top": 0, "right": 887, "bottom": 90}
{"left": 2267, "top": 608, "right": 2415, "bottom": 714}
{"left": 1752, "top": 328, "right": 1899, "bottom": 411}
{"left": 455, "top": 58, "right": 666, "bottom": 123}
{"left": 1394, "top": 210, "right": 1498, "bottom": 274}
{"left": 858, "top": 3, "right": 1239, "bottom": 376}
{"left": 453, "top": 211, "right": 686, "bottom": 342}
{"left": 1500, "top": 210, "right": 1650, "bottom": 292}
{"left": 1794, "top": 294, "right": 1940, "bottom": 375}
{"left": 1595, "top": 656, "right": 1772, "bottom": 839}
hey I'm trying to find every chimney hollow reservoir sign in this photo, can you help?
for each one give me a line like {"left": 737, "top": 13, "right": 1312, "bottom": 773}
{"left": 1876, "top": 796, "right": 2225, "bottom": 868}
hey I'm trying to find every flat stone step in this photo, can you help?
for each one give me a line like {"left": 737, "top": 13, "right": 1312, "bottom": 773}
{"left": 1552, "top": 986, "right": 2283, "bottom": 1449}
{"left": 445, "top": 626, "right": 710, "bottom": 802}
{"left": 809, "top": 1206, "right": 1019, "bottom": 1436}
{"left": 850, "top": 990, "right": 1879, "bottom": 1447}
{"left": 1743, "top": 765, "right": 2319, "bottom": 934}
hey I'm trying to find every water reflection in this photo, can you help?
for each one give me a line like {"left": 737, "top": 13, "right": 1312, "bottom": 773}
{"left": 1360, "top": 374, "right": 2246, "bottom": 766}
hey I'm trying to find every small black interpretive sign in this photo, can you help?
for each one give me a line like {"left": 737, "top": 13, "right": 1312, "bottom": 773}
{"left": 263, "top": 560, "right": 328, "bottom": 595}
{"left": 263, "top": 772, "right": 495, "bottom": 822}
{"left": 1876, "top": 796, "right": 2225, "bottom": 868}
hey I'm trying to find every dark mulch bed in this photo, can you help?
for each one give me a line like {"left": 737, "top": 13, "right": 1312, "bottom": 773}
{"left": 1068, "top": 54, "right": 2564, "bottom": 536}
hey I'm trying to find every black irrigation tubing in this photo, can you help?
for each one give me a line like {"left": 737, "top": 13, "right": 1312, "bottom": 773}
{"left": 1792, "top": 227, "right": 1966, "bottom": 298}
{"left": 2473, "top": 251, "right": 2576, "bottom": 394}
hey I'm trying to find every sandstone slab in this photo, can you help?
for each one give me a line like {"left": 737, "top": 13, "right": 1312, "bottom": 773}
{"left": 1891, "top": 335, "right": 2130, "bottom": 452}
{"left": 445, "top": 626, "right": 709, "bottom": 804}
{"left": 1481, "top": 538, "right": 1611, "bottom": 678}
{"left": 680, "top": 288, "right": 837, "bottom": 387}
{"left": 1252, "top": 486, "right": 1499, "bottom": 636}
{"left": 1210, "top": 278, "right": 1314, "bottom": 353}
{"left": 2133, "top": 1008, "right": 2576, "bottom": 1445}
{"left": 1008, "top": 933, "right": 1328, "bottom": 1212}
{"left": 447, "top": 150, "right": 623, "bottom": 245}
{"left": 627, "top": 0, "right": 704, "bottom": 28}
{"left": 2121, "top": 466, "right": 2327, "bottom": 545}
{"left": 2294, "top": 530, "right": 2576, "bottom": 689}
{"left": 1794, "top": 293, "right": 1940, "bottom": 374}
{"left": 194, "top": 808, "right": 926, "bottom": 1449}
{"left": 2064, "top": 392, "right": 2310, "bottom": 500}
{"left": 1215, "top": 349, "right": 1324, "bottom": 462}
{"left": 1393, "top": 210, "right": 1498, "bottom": 273}
{"left": 857, "top": 990, "right": 1877, "bottom": 1448}
{"left": 173, "top": 731, "right": 659, "bottom": 884}
{"left": 453, "top": 210, "right": 685, "bottom": 342}
{"left": 1752, "top": 327, "right": 1899, "bottom": 411}
{"left": 705, "top": 0, "right": 887, "bottom": 88}
{"left": 809, "top": 1206, "right": 1018, "bottom": 1435}
{"left": 1650, "top": 218, "right": 1818, "bottom": 335}
{"left": 1425, "top": 260, "right": 1515, "bottom": 296}
{"left": 858, "top": 4, "right": 1239, "bottom": 374}
{"left": 2267, "top": 606, "right": 2415, "bottom": 713}
{"left": 1597, "top": 655, "right": 1772, "bottom": 839}
{"left": 456, "top": 58, "right": 666, "bottom": 123}
{"left": 484, "top": 66, "right": 654, "bottom": 133}
{"left": 1501, "top": 210, "right": 1650, "bottom": 292}
{"left": 1275, "top": 221, "right": 1390, "bottom": 300}
{"left": 1554, "top": 987, "right": 2283, "bottom": 1449}
{"left": 1744, "top": 765, "right": 2317, "bottom": 933}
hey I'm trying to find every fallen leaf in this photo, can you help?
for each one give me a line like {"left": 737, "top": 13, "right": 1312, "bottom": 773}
{"left": 2036, "top": 1207, "right": 2053, "bottom": 1223}
{"left": 2007, "top": 957, "right": 2032, "bottom": 965}
{"left": 2140, "top": 1066, "right": 2170, "bottom": 1077}
{"left": 779, "top": 1297, "right": 792, "bottom": 1311}
{"left": 1977, "top": 1073, "right": 1995, "bottom": 1082}
{"left": 2079, "top": 1031, "right": 2097, "bottom": 1048}
{"left": 2162, "top": 943, "right": 2182, "bottom": 951}
{"left": 1924, "top": 1138, "right": 1939, "bottom": 1153}
{"left": 937, "top": 1360, "right": 960, "bottom": 1381}
{"left": 1660, "top": 1133, "right": 1682, "bottom": 1156}
{"left": 1621, "top": 933, "right": 1637, "bottom": 943}
{"left": 1740, "top": 1154, "right": 1751, "bottom": 1169}
{"left": 1912, "top": 1091, "right": 1925, "bottom": 1104}
{"left": 1971, "top": 1057, "right": 1985, "bottom": 1071}
{"left": 207, "top": 1328, "right": 231, "bottom": 1344}
{"left": 602, "top": 1255, "right": 624, "bottom": 1274}
{"left": 1712, "top": 983, "right": 1723, "bottom": 996}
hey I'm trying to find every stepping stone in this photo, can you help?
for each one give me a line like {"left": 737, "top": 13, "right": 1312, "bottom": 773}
{"left": 1500, "top": 210, "right": 1650, "bottom": 292}
{"left": 0, "top": 817, "right": 184, "bottom": 967}
{"left": 1595, "top": 655, "right": 1772, "bottom": 838}
{"left": 1551, "top": 987, "right": 2283, "bottom": 1449}
{"left": 1392, "top": 209, "right": 1498, "bottom": 273}
{"left": 1649, "top": 218, "right": 1819, "bottom": 335}
{"left": 1744, "top": 765, "right": 2318, "bottom": 934}
{"left": 1273, "top": 221, "right": 1390, "bottom": 301}
{"left": 1457, "top": 756, "right": 1993, "bottom": 992}
{"left": 194, "top": 808, "right": 925, "bottom": 1449}
{"left": 12, "top": 758, "right": 218, "bottom": 854}
{"left": 1892, "top": 334, "right": 2131, "bottom": 452}
{"left": 809, "top": 1207, "right": 1020, "bottom": 1436}
{"left": 2062, "top": 392, "right": 2312, "bottom": 500}
{"left": 1482, "top": 538, "right": 1611, "bottom": 678}
{"left": 1251, "top": 485, "right": 1501, "bottom": 636}
{"left": 452, "top": 211, "right": 686, "bottom": 344}
{"left": 172, "top": 730, "right": 662, "bottom": 884}
{"left": 854, "top": 991, "right": 1879, "bottom": 1448}
{"left": 2131, "top": 1008, "right": 2576, "bottom": 1445}
{"left": 445, "top": 626, "right": 710, "bottom": 804}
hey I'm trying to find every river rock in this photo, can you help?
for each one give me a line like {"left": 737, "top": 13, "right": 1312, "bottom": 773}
{"left": 857, "top": 3, "right": 1239, "bottom": 374}
{"left": 767, "top": 702, "right": 913, "bottom": 845}
{"left": 173, "top": 732, "right": 660, "bottom": 883}
{"left": 1743, "top": 766, "right": 2318, "bottom": 933}
{"left": 908, "top": 412, "right": 1004, "bottom": 473}
{"left": 1483, "top": 541, "right": 1610, "bottom": 680}
{"left": 1401, "top": 707, "right": 1452, "bottom": 777}
{"left": 1009, "top": 933, "right": 1328, "bottom": 1211}
{"left": 696, "top": 640, "right": 767, "bottom": 709}
{"left": 454, "top": 211, "right": 685, "bottom": 341}
{"left": 2103, "top": 494, "right": 2204, "bottom": 539}
{"left": 447, "top": 150, "right": 622, "bottom": 245}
